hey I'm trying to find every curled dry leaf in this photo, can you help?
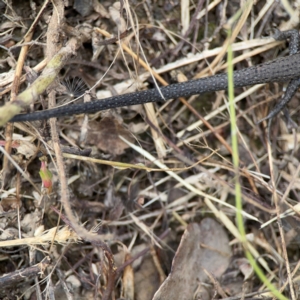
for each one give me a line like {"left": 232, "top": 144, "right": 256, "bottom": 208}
{"left": 152, "top": 218, "right": 231, "bottom": 300}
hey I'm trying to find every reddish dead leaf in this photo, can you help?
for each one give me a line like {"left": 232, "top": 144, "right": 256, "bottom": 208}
{"left": 152, "top": 218, "right": 231, "bottom": 300}
{"left": 87, "top": 117, "right": 134, "bottom": 156}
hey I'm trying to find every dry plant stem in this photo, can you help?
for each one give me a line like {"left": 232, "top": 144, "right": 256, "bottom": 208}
{"left": 101, "top": 250, "right": 117, "bottom": 300}
{"left": 195, "top": 0, "right": 253, "bottom": 78}
{"left": 179, "top": 97, "right": 233, "bottom": 154}
{"left": 56, "top": 268, "right": 76, "bottom": 300}
{"left": 266, "top": 140, "right": 295, "bottom": 299}
{"left": 143, "top": 116, "right": 236, "bottom": 196}
{"left": 0, "top": 38, "right": 79, "bottom": 126}
{"left": 96, "top": 28, "right": 233, "bottom": 155}
{"left": 3, "top": 0, "right": 50, "bottom": 182}
{"left": 52, "top": 129, "right": 130, "bottom": 247}
{"left": 0, "top": 256, "right": 51, "bottom": 288}
{"left": 150, "top": 0, "right": 205, "bottom": 66}
{"left": 150, "top": 245, "right": 166, "bottom": 283}
{"left": 116, "top": 229, "right": 170, "bottom": 274}
{"left": 203, "top": 268, "right": 228, "bottom": 299}
{"left": 23, "top": 0, "right": 51, "bottom": 42}
{"left": 144, "top": 103, "right": 166, "bottom": 158}
{"left": 46, "top": 0, "right": 67, "bottom": 257}
{"left": 275, "top": 259, "right": 300, "bottom": 299}
{"left": 0, "top": 58, "right": 48, "bottom": 97}
{"left": 34, "top": 276, "right": 42, "bottom": 300}
{"left": 172, "top": 0, "right": 205, "bottom": 57}
{"left": 280, "top": 160, "right": 300, "bottom": 209}
{"left": 46, "top": 0, "right": 112, "bottom": 252}
{"left": 45, "top": 5, "right": 115, "bottom": 294}
{"left": 2, "top": 31, "right": 34, "bottom": 187}
{"left": 96, "top": 28, "right": 166, "bottom": 158}
{"left": 144, "top": 117, "right": 267, "bottom": 213}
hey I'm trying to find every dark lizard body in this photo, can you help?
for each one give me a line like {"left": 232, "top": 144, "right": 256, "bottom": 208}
{"left": 9, "top": 30, "right": 300, "bottom": 124}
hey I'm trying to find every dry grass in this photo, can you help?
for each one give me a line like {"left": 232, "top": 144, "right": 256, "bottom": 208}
{"left": 0, "top": 0, "right": 300, "bottom": 299}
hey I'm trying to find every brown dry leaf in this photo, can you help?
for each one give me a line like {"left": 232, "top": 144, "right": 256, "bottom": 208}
{"left": 87, "top": 117, "right": 134, "bottom": 156}
{"left": 0, "top": 197, "right": 21, "bottom": 212}
{"left": 135, "top": 253, "right": 161, "bottom": 300}
{"left": 152, "top": 218, "right": 231, "bottom": 300}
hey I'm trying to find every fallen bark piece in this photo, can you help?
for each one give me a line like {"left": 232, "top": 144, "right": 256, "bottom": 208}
{"left": 152, "top": 218, "right": 231, "bottom": 300}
